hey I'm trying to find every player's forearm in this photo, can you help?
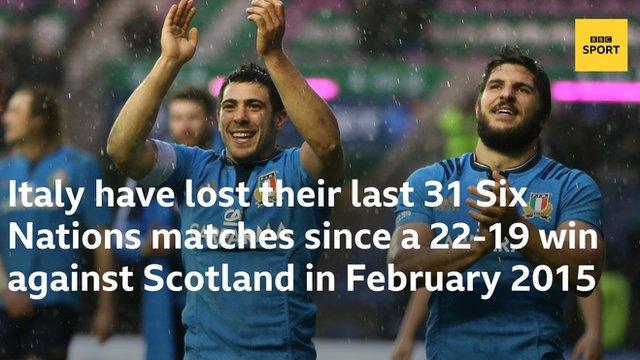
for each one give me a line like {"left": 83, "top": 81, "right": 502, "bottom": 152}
{"left": 577, "top": 287, "right": 603, "bottom": 335}
{"left": 516, "top": 218, "right": 604, "bottom": 294}
{"left": 107, "top": 56, "right": 182, "bottom": 175}
{"left": 263, "top": 51, "right": 342, "bottom": 160}
{"left": 93, "top": 233, "right": 116, "bottom": 308}
{"left": 396, "top": 288, "right": 429, "bottom": 340}
{"left": 391, "top": 240, "right": 489, "bottom": 274}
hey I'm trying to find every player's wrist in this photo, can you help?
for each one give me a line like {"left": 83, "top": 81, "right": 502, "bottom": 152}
{"left": 583, "top": 326, "right": 603, "bottom": 337}
{"left": 261, "top": 49, "right": 287, "bottom": 65}
{"left": 157, "top": 55, "right": 186, "bottom": 70}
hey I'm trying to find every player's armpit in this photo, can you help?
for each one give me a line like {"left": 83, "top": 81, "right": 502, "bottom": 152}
{"left": 299, "top": 141, "right": 344, "bottom": 184}
{"left": 108, "top": 139, "right": 157, "bottom": 181}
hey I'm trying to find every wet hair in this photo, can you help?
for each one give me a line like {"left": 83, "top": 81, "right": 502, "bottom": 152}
{"left": 478, "top": 45, "right": 551, "bottom": 121}
{"left": 169, "top": 86, "right": 216, "bottom": 115}
{"left": 218, "top": 63, "right": 284, "bottom": 113}
{"left": 17, "top": 84, "right": 63, "bottom": 140}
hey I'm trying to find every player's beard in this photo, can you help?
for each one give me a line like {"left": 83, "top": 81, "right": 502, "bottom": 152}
{"left": 476, "top": 109, "right": 543, "bottom": 156}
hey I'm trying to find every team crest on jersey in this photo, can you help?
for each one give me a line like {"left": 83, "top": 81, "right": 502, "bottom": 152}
{"left": 49, "top": 169, "right": 68, "bottom": 187}
{"left": 523, "top": 193, "right": 553, "bottom": 221}
{"left": 254, "top": 171, "right": 278, "bottom": 206}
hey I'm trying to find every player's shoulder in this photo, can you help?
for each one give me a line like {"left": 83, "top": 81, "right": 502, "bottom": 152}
{"left": 538, "top": 156, "right": 600, "bottom": 190}
{"left": 538, "top": 157, "right": 597, "bottom": 182}
{"left": 172, "top": 142, "right": 221, "bottom": 165}
{"left": 407, "top": 153, "right": 471, "bottom": 183}
{"left": 279, "top": 146, "right": 300, "bottom": 160}
{"left": 265, "top": 147, "right": 299, "bottom": 165}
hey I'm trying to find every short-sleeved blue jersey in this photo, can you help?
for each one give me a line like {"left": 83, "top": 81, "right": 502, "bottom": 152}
{"left": 144, "top": 141, "right": 332, "bottom": 359}
{"left": 396, "top": 152, "right": 603, "bottom": 359}
{"left": 113, "top": 180, "right": 184, "bottom": 360}
{"left": 0, "top": 146, "right": 114, "bottom": 310}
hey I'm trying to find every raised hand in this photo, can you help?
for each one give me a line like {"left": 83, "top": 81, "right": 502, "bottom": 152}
{"left": 246, "top": 0, "right": 285, "bottom": 58}
{"left": 467, "top": 171, "right": 521, "bottom": 248}
{"left": 161, "top": 0, "right": 198, "bottom": 65}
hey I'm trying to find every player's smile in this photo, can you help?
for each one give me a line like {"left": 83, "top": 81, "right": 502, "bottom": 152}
{"left": 491, "top": 102, "right": 518, "bottom": 121}
{"left": 229, "top": 128, "right": 257, "bottom": 145}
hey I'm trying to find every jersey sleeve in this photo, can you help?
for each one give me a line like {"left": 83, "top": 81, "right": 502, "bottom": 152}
{"left": 139, "top": 140, "right": 212, "bottom": 195}
{"left": 77, "top": 158, "right": 114, "bottom": 229}
{"left": 395, "top": 164, "right": 444, "bottom": 227}
{"left": 557, "top": 170, "right": 603, "bottom": 233}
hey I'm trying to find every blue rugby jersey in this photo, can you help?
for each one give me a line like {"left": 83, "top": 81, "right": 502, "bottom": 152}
{"left": 396, "top": 152, "right": 603, "bottom": 360}
{"left": 142, "top": 140, "right": 332, "bottom": 360}
{"left": 113, "top": 185, "right": 184, "bottom": 360}
{"left": 0, "top": 146, "right": 114, "bottom": 310}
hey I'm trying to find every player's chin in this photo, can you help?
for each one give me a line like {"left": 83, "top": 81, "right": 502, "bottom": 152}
{"left": 227, "top": 145, "right": 259, "bottom": 163}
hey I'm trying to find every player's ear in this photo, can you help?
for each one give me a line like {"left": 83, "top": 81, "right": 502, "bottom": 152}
{"left": 274, "top": 110, "right": 287, "bottom": 131}
{"left": 475, "top": 98, "right": 480, "bottom": 119}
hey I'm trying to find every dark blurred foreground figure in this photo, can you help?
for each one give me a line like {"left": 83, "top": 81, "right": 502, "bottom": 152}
{"left": 114, "top": 86, "right": 219, "bottom": 360}
{"left": 389, "top": 46, "right": 605, "bottom": 359}
{"left": 107, "top": 0, "right": 343, "bottom": 358}
{"left": 0, "top": 85, "right": 116, "bottom": 360}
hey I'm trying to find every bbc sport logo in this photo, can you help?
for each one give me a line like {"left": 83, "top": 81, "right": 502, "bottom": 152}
{"left": 575, "top": 19, "right": 628, "bottom": 72}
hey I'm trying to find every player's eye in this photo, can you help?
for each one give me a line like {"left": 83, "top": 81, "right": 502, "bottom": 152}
{"left": 517, "top": 87, "right": 531, "bottom": 94}
{"left": 222, "top": 103, "right": 235, "bottom": 111}
{"left": 248, "top": 103, "right": 262, "bottom": 110}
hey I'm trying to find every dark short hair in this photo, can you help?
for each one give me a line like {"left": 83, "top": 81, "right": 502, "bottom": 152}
{"left": 218, "top": 63, "right": 284, "bottom": 113}
{"left": 17, "top": 84, "right": 63, "bottom": 140}
{"left": 478, "top": 45, "right": 551, "bottom": 120}
{"left": 169, "top": 86, "right": 216, "bottom": 115}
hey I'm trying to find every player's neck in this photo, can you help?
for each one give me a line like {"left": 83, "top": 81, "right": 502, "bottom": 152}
{"left": 474, "top": 139, "right": 538, "bottom": 172}
{"left": 14, "top": 137, "right": 61, "bottom": 162}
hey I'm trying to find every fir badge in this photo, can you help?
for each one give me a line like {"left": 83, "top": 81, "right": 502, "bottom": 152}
{"left": 254, "top": 171, "right": 278, "bottom": 206}
{"left": 523, "top": 193, "right": 553, "bottom": 221}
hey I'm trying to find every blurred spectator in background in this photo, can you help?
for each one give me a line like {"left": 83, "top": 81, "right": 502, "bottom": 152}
{"left": 0, "top": 84, "right": 115, "bottom": 360}
{"left": 437, "top": 98, "right": 477, "bottom": 158}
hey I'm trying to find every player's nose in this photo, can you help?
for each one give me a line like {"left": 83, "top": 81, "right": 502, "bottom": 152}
{"left": 499, "top": 85, "right": 516, "bottom": 100}
{"left": 232, "top": 106, "right": 249, "bottom": 123}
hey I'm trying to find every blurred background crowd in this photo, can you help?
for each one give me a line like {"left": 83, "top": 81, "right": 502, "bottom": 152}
{"left": 1, "top": 0, "right": 639, "bottom": 357}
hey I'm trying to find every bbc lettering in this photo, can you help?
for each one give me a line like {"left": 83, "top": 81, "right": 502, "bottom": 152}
{"left": 589, "top": 36, "right": 612, "bottom": 43}
{"left": 583, "top": 34, "right": 619, "bottom": 54}
{"left": 582, "top": 45, "right": 620, "bottom": 54}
